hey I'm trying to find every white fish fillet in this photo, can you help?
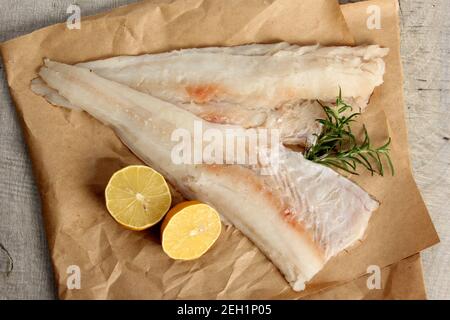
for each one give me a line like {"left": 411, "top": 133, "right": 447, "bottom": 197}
{"left": 33, "top": 43, "right": 389, "bottom": 146}
{"left": 35, "top": 60, "right": 379, "bottom": 291}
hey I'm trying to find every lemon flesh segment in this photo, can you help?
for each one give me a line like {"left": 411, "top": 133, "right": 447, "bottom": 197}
{"left": 105, "top": 165, "right": 172, "bottom": 230}
{"left": 162, "top": 201, "right": 222, "bottom": 260}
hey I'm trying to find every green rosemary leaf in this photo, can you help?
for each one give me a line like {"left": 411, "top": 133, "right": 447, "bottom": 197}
{"left": 305, "top": 93, "right": 394, "bottom": 176}
{"left": 385, "top": 152, "right": 395, "bottom": 176}
{"left": 320, "top": 159, "right": 359, "bottom": 175}
{"left": 341, "top": 158, "right": 357, "bottom": 170}
{"left": 357, "top": 153, "right": 375, "bottom": 175}
{"left": 367, "top": 151, "right": 382, "bottom": 172}
{"left": 375, "top": 152, "right": 384, "bottom": 176}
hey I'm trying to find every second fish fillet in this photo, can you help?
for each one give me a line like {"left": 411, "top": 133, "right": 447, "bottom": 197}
{"left": 32, "top": 43, "right": 388, "bottom": 146}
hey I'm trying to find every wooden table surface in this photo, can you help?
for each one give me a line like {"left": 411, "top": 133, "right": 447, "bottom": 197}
{"left": 399, "top": 0, "right": 450, "bottom": 300}
{"left": 0, "top": 0, "right": 448, "bottom": 299}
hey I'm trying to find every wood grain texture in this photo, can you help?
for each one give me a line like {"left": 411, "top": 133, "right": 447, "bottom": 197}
{"left": 0, "top": 0, "right": 448, "bottom": 299}
{"left": 398, "top": 0, "right": 450, "bottom": 300}
{"left": 0, "top": 0, "right": 138, "bottom": 301}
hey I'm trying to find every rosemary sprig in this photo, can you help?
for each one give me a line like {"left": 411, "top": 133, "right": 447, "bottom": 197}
{"left": 305, "top": 90, "right": 394, "bottom": 176}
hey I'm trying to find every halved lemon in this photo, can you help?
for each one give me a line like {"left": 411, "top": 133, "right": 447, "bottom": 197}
{"left": 105, "top": 165, "right": 171, "bottom": 231}
{"left": 161, "top": 201, "right": 222, "bottom": 260}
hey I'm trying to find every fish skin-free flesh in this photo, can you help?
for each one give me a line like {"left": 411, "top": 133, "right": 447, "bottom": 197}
{"left": 32, "top": 43, "right": 389, "bottom": 146}
{"left": 35, "top": 60, "right": 379, "bottom": 291}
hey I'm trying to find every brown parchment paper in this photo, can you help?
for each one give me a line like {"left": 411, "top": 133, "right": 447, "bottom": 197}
{"left": 0, "top": 0, "right": 438, "bottom": 299}
{"left": 306, "top": 253, "right": 427, "bottom": 300}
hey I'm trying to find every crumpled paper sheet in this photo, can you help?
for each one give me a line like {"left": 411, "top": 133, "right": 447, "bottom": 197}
{"left": 0, "top": 0, "right": 438, "bottom": 299}
{"left": 305, "top": 254, "right": 427, "bottom": 300}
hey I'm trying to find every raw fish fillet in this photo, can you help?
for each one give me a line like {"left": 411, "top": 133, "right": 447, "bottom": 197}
{"left": 34, "top": 60, "right": 379, "bottom": 291}
{"left": 33, "top": 43, "right": 388, "bottom": 146}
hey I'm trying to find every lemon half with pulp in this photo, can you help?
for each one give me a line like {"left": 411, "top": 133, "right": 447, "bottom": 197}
{"left": 105, "top": 165, "right": 171, "bottom": 231}
{"left": 161, "top": 201, "right": 222, "bottom": 260}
